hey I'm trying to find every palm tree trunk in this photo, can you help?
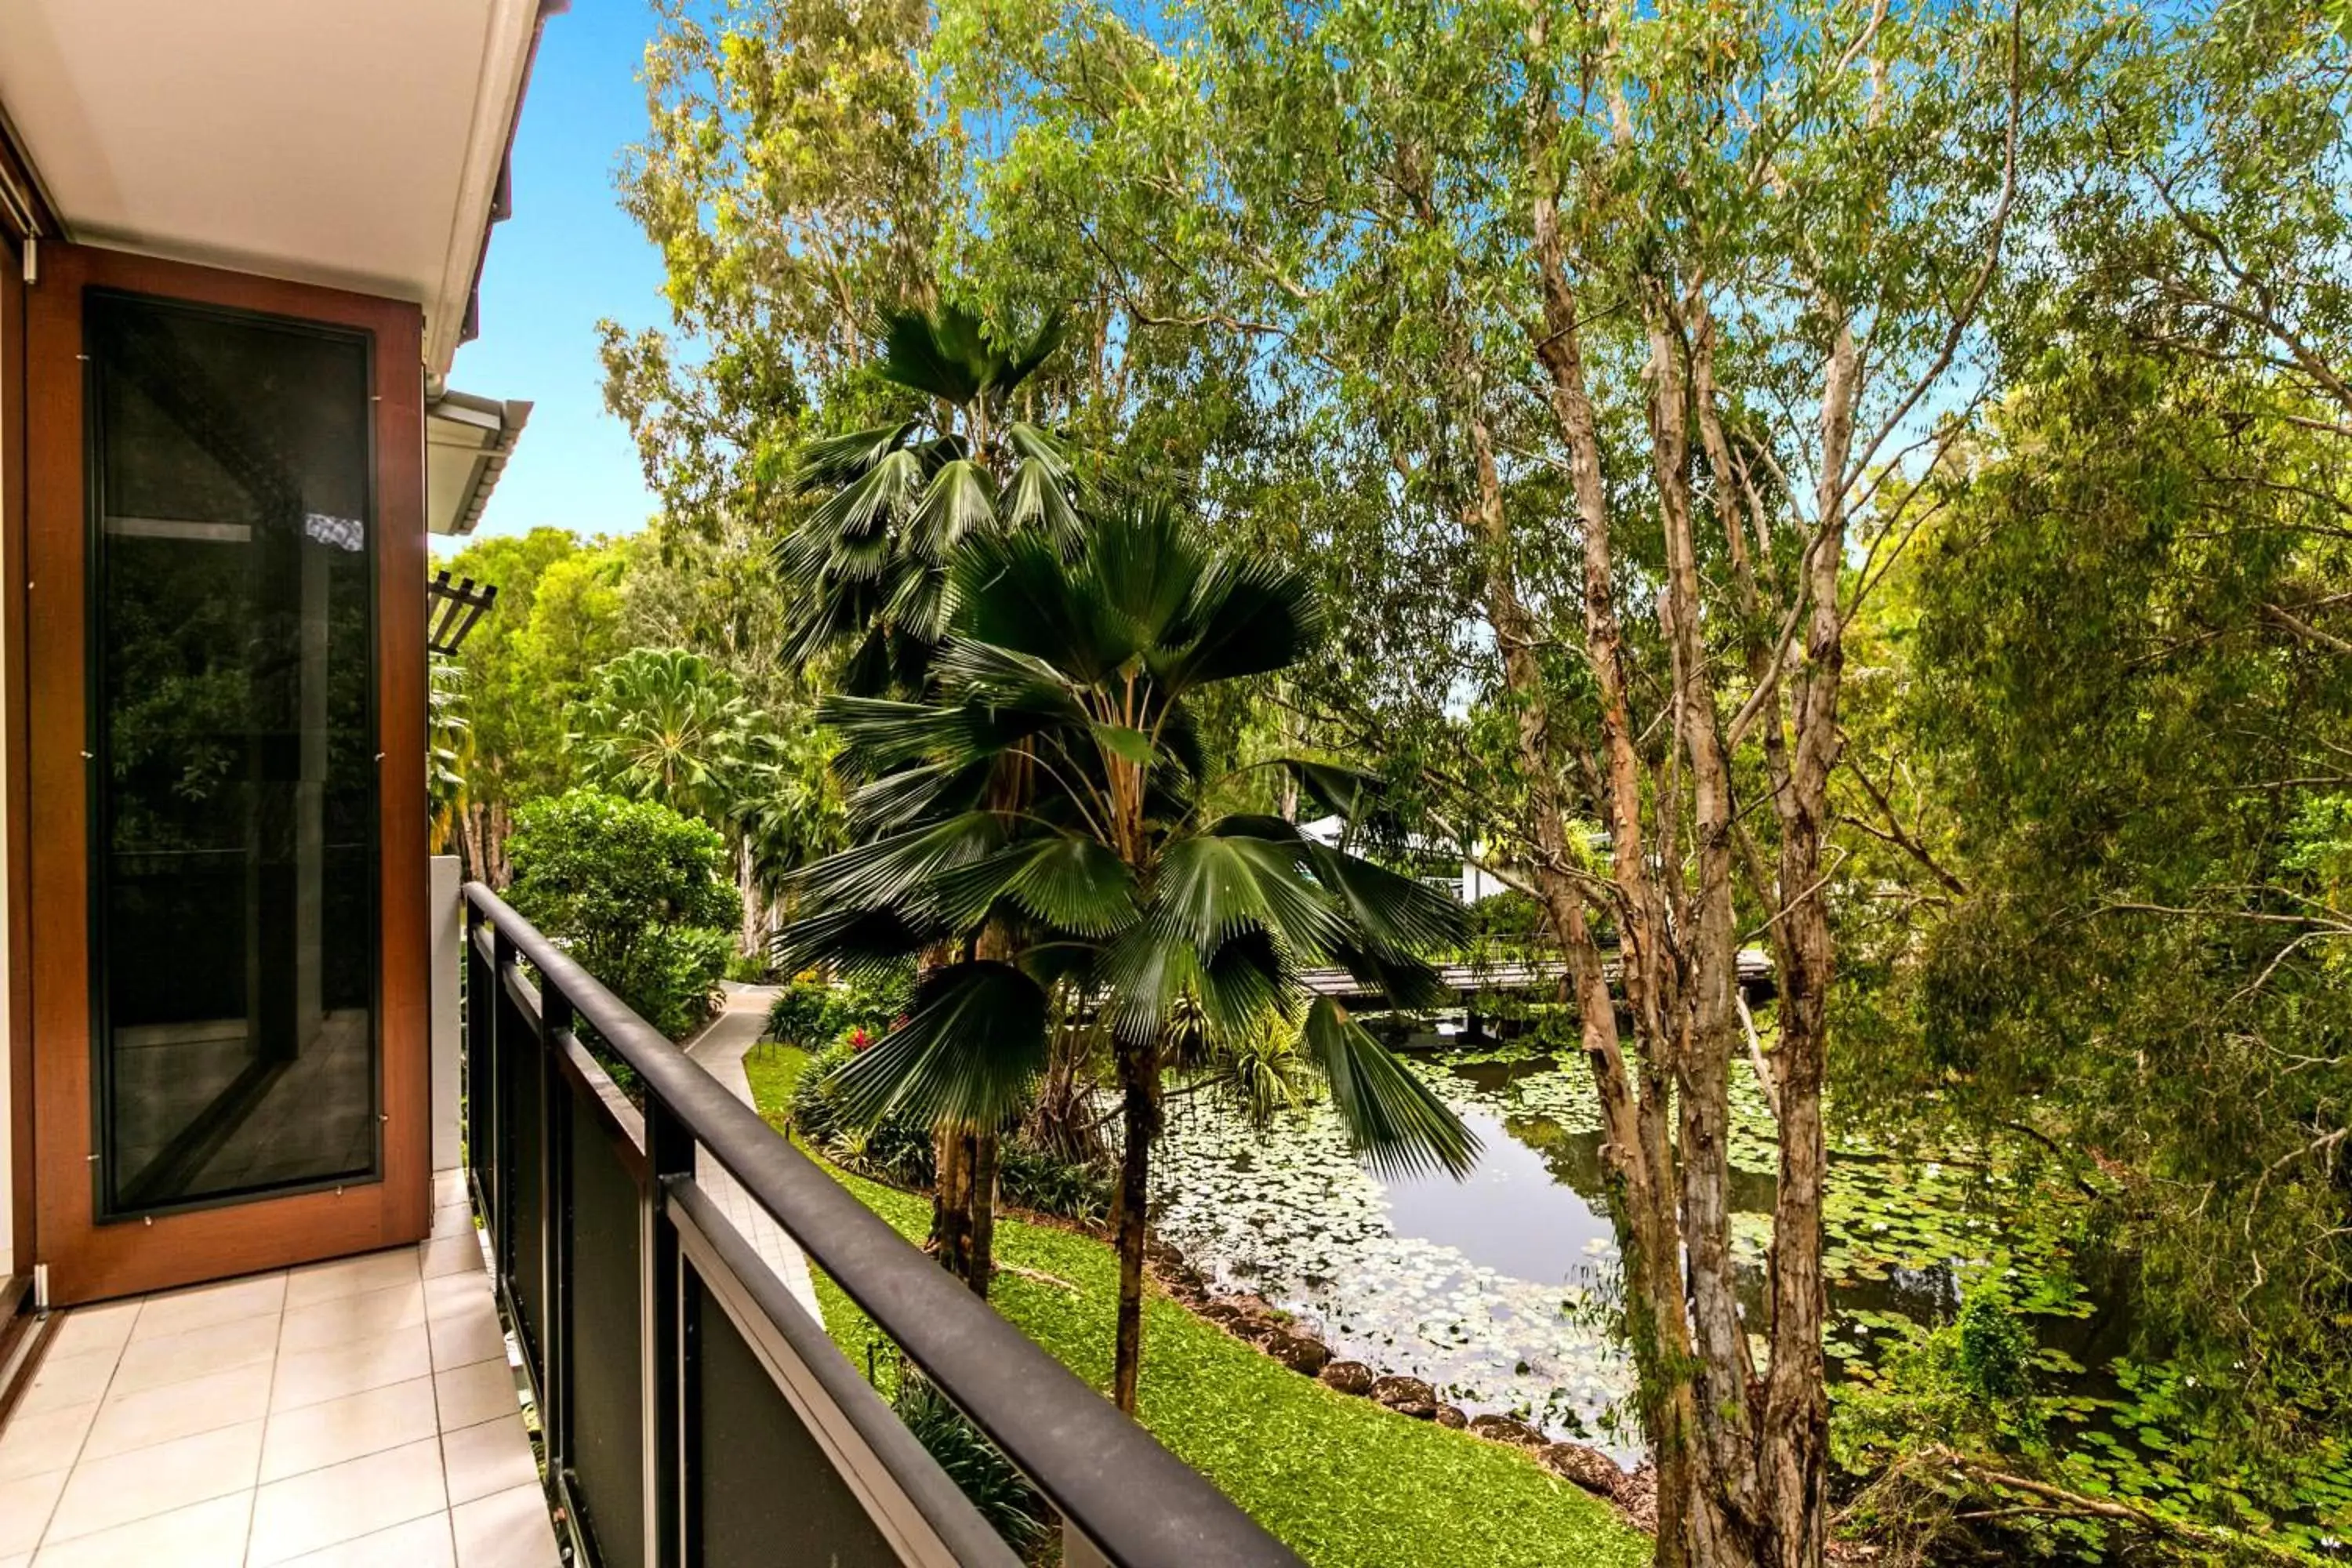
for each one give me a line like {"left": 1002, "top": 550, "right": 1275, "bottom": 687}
{"left": 968, "top": 1127, "right": 998, "bottom": 1301}
{"left": 1110, "top": 1036, "right": 1160, "bottom": 1414}
{"left": 931, "top": 1125, "right": 975, "bottom": 1281}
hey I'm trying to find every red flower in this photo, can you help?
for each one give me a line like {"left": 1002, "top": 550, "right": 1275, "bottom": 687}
{"left": 849, "top": 1026, "right": 870, "bottom": 1052}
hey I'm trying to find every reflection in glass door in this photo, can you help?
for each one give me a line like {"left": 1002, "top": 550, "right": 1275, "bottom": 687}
{"left": 86, "top": 291, "right": 379, "bottom": 1218}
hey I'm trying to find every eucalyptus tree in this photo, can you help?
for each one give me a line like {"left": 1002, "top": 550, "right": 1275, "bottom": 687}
{"left": 778, "top": 505, "right": 1476, "bottom": 1410}
{"left": 920, "top": 0, "right": 2097, "bottom": 1558}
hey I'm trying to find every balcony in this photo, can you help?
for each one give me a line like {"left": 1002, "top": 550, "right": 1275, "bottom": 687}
{"left": 0, "top": 880, "right": 1296, "bottom": 1567}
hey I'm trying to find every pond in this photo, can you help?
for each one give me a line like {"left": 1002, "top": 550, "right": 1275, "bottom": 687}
{"left": 1149, "top": 1045, "right": 2122, "bottom": 1462}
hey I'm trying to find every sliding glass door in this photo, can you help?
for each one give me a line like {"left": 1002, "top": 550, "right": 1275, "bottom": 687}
{"left": 85, "top": 292, "right": 380, "bottom": 1218}
{"left": 27, "top": 245, "right": 429, "bottom": 1305}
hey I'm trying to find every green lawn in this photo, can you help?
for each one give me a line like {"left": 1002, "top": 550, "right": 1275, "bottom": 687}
{"left": 739, "top": 1043, "right": 1649, "bottom": 1568}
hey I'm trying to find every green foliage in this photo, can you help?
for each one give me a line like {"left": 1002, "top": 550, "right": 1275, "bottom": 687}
{"left": 787, "top": 1034, "right": 1110, "bottom": 1223}
{"left": 427, "top": 655, "right": 470, "bottom": 854}
{"left": 566, "top": 647, "right": 751, "bottom": 822}
{"left": 437, "top": 529, "right": 633, "bottom": 826}
{"left": 762, "top": 972, "right": 915, "bottom": 1052}
{"left": 770, "top": 1110, "right": 1649, "bottom": 1568}
{"left": 887, "top": 1373, "right": 1051, "bottom": 1555}
{"left": 504, "top": 789, "right": 741, "bottom": 1040}
{"left": 781, "top": 503, "right": 1474, "bottom": 1175}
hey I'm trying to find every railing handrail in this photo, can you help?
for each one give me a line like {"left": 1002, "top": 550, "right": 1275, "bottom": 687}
{"left": 463, "top": 880, "right": 1301, "bottom": 1568}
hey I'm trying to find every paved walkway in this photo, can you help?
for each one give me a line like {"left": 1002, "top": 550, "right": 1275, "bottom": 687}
{"left": 0, "top": 1171, "right": 559, "bottom": 1568}
{"left": 684, "top": 984, "right": 822, "bottom": 1322}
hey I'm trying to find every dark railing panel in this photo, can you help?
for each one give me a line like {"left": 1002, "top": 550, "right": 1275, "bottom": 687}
{"left": 691, "top": 1272, "right": 907, "bottom": 1568}
{"left": 459, "top": 881, "right": 1301, "bottom": 1568}
{"left": 465, "top": 916, "right": 499, "bottom": 1253}
{"left": 567, "top": 1069, "right": 648, "bottom": 1568}
{"left": 499, "top": 960, "right": 548, "bottom": 1376}
{"left": 671, "top": 1182, "right": 1013, "bottom": 1568}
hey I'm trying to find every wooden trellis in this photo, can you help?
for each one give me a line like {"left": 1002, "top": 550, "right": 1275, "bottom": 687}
{"left": 426, "top": 569, "right": 497, "bottom": 655}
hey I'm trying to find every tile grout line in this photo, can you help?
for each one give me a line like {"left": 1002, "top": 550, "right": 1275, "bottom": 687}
{"left": 245, "top": 1297, "right": 287, "bottom": 1568}
{"left": 30, "top": 1301, "right": 136, "bottom": 1557}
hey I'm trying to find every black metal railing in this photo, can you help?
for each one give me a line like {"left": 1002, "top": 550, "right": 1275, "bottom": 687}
{"left": 462, "top": 882, "right": 1301, "bottom": 1568}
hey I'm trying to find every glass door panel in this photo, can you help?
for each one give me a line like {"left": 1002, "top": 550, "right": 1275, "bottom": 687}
{"left": 86, "top": 291, "right": 379, "bottom": 1218}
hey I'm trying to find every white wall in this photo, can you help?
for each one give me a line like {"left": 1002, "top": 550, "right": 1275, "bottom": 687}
{"left": 430, "top": 855, "right": 462, "bottom": 1174}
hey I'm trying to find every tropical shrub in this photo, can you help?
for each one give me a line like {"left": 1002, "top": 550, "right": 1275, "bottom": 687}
{"left": 763, "top": 968, "right": 915, "bottom": 1051}
{"left": 505, "top": 789, "right": 740, "bottom": 1040}
{"left": 890, "top": 1373, "right": 1049, "bottom": 1555}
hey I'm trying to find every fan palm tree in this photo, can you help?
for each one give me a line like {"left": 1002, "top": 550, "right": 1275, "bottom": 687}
{"left": 777, "top": 300, "right": 1082, "bottom": 1291}
{"left": 728, "top": 724, "right": 847, "bottom": 949}
{"left": 777, "top": 503, "right": 1477, "bottom": 1412}
{"left": 776, "top": 302, "right": 1078, "bottom": 697}
{"left": 566, "top": 647, "right": 753, "bottom": 824}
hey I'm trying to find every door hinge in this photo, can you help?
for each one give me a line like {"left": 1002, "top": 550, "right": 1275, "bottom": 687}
{"left": 20, "top": 236, "right": 33, "bottom": 286}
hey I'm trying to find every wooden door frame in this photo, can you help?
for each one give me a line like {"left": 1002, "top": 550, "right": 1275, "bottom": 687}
{"left": 26, "top": 243, "right": 430, "bottom": 1305}
{"left": 2, "top": 227, "right": 29, "bottom": 1284}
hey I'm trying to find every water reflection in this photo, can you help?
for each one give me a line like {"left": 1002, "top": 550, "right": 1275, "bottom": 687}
{"left": 1151, "top": 1051, "right": 2125, "bottom": 1452}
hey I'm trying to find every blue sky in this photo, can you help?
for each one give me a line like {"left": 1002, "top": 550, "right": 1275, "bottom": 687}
{"left": 439, "top": 3, "right": 670, "bottom": 546}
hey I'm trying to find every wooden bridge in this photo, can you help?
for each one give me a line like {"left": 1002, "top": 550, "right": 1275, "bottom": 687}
{"left": 1298, "top": 948, "right": 1775, "bottom": 1007}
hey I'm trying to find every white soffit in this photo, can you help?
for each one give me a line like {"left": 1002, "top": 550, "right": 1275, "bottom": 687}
{"left": 427, "top": 390, "right": 532, "bottom": 537}
{"left": 0, "top": 0, "right": 543, "bottom": 376}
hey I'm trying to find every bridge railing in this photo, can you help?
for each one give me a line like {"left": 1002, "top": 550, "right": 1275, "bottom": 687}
{"left": 462, "top": 881, "right": 1301, "bottom": 1568}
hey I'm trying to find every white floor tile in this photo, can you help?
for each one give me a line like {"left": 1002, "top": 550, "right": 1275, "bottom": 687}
{"left": 109, "top": 1312, "right": 281, "bottom": 1396}
{"left": 129, "top": 1274, "right": 285, "bottom": 1341}
{"left": 285, "top": 1251, "right": 421, "bottom": 1312}
{"left": 270, "top": 1327, "right": 434, "bottom": 1414}
{"left": 430, "top": 1361, "right": 517, "bottom": 1432}
{"left": 276, "top": 1512, "right": 457, "bottom": 1568}
{"left": 260, "top": 1376, "right": 441, "bottom": 1484}
{"left": 417, "top": 1237, "right": 481, "bottom": 1281}
{"left": 0, "top": 1468, "right": 68, "bottom": 1557}
{"left": 14, "top": 1352, "right": 118, "bottom": 1419}
{"left": 450, "top": 1483, "right": 558, "bottom": 1568}
{"left": 80, "top": 1360, "right": 272, "bottom": 1461}
{"left": 422, "top": 1273, "right": 493, "bottom": 1323}
{"left": 42, "top": 1419, "right": 262, "bottom": 1544}
{"left": 440, "top": 1417, "right": 537, "bottom": 1508}
{"left": 247, "top": 1436, "right": 448, "bottom": 1566}
{"left": 0, "top": 1401, "right": 97, "bottom": 1484}
{"left": 27, "top": 1490, "right": 249, "bottom": 1568}
{"left": 43, "top": 1305, "right": 138, "bottom": 1362}
{"left": 426, "top": 1308, "right": 505, "bottom": 1373}
{"left": 279, "top": 1282, "right": 430, "bottom": 1356}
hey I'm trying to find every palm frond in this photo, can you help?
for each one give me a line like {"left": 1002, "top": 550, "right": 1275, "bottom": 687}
{"left": 843, "top": 760, "right": 992, "bottom": 836}
{"left": 770, "top": 906, "right": 935, "bottom": 980}
{"left": 827, "top": 962, "right": 1050, "bottom": 1127}
{"left": 1155, "top": 830, "right": 1350, "bottom": 958}
{"left": 1158, "top": 554, "right": 1323, "bottom": 691}
{"left": 995, "top": 310, "right": 1070, "bottom": 394}
{"left": 1300, "top": 997, "right": 1478, "bottom": 1180}
{"left": 1304, "top": 842, "right": 1467, "bottom": 955}
{"left": 879, "top": 304, "right": 993, "bottom": 407}
{"left": 812, "top": 445, "right": 926, "bottom": 539}
{"left": 791, "top": 811, "right": 1006, "bottom": 914}
{"left": 1085, "top": 501, "right": 1205, "bottom": 656}
{"left": 1001, "top": 833, "right": 1139, "bottom": 936}
{"left": 792, "top": 420, "right": 919, "bottom": 492}
{"left": 907, "top": 459, "right": 1000, "bottom": 564}
{"left": 1001, "top": 459, "right": 1083, "bottom": 546}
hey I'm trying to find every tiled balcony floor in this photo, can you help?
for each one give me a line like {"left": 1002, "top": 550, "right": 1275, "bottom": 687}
{"left": 0, "top": 1172, "right": 561, "bottom": 1568}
